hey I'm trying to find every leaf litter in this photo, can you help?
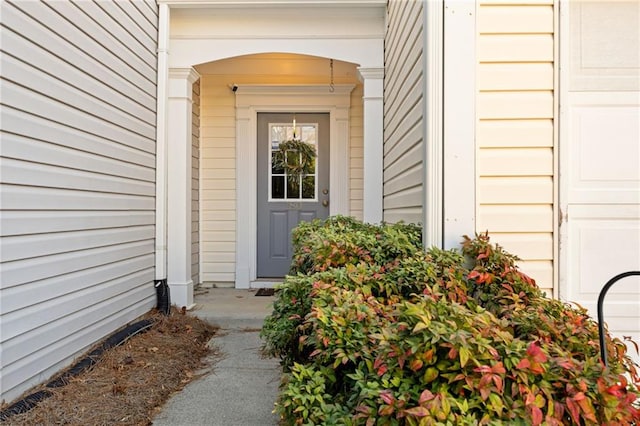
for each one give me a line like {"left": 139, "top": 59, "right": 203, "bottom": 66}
{"left": 2, "top": 308, "right": 218, "bottom": 426}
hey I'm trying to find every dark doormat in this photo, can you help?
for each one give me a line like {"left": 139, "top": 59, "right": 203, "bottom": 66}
{"left": 255, "top": 288, "right": 275, "bottom": 296}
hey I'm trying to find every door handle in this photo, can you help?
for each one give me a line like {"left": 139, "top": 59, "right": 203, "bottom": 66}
{"left": 322, "top": 200, "right": 329, "bottom": 207}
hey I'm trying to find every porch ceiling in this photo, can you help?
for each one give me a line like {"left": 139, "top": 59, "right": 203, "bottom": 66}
{"left": 194, "top": 53, "right": 360, "bottom": 83}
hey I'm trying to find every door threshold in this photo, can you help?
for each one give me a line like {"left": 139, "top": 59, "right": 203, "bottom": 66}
{"left": 251, "top": 280, "right": 283, "bottom": 289}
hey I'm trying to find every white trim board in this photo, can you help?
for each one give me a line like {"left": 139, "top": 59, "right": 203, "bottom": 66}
{"left": 234, "top": 84, "right": 355, "bottom": 288}
{"left": 443, "top": 1, "right": 476, "bottom": 249}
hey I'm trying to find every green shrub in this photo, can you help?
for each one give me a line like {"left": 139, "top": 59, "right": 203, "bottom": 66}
{"left": 262, "top": 219, "right": 640, "bottom": 425}
{"left": 288, "top": 216, "right": 422, "bottom": 276}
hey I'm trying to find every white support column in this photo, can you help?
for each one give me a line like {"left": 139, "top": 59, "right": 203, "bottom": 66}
{"left": 167, "top": 67, "right": 200, "bottom": 309}
{"left": 330, "top": 105, "right": 350, "bottom": 217}
{"left": 358, "top": 67, "right": 384, "bottom": 224}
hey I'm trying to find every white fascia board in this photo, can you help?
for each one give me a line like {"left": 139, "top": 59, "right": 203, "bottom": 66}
{"left": 160, "top": 0, "right": 386, "bottom": 7}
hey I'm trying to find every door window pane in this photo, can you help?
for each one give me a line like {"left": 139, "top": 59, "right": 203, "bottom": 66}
{"left": 271, "top": 148, "right": 284, "bottom": 174}
{"left": 287, "top": 176, "right": 300, "bottom": 199}
{"left": 268, "top": 121, "right": 318, "bottom": 201}
{"left": 301, "top": 175, "right": 315, "bottom": 199}
{"left": 272, "top": 176, "right": 284, "bottom": 199}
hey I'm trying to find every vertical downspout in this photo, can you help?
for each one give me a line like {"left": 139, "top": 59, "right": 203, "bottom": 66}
{"left": 423, "top": 0, "right": 444, "bottom": 249}
{"left": 155, "top": 3, "right": 170, "bottom": 306}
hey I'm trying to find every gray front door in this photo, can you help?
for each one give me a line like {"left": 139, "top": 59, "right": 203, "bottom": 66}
{"left": 257, "top": 113, "right": 330, "bottom": 278}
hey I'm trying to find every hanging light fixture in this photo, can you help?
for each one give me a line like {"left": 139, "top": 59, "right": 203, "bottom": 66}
{"left": 292, "top": 114, "right": 297, "bottom": 139}
{"left": 329, "top": 58, "right": 335, "bottom": 93}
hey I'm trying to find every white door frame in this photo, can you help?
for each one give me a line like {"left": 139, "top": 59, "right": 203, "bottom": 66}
{"left": 234, "top": 84, "right": 354, "bottom": 288}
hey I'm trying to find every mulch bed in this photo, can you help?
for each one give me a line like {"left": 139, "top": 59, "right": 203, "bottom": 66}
{"left": 1, "top": 309, "right": 218, "bottom": 425}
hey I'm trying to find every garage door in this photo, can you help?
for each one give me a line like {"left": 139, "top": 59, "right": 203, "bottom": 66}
{"left": 560, "top": 1, "right": 640, "bottom": 360}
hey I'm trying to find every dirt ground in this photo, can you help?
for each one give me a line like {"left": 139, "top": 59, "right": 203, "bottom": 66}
{"left": 1, "top": 309, "right": 218, "bottom": 425}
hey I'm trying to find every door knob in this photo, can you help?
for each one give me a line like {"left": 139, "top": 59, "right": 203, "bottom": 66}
{"left": 322, "top": 189, "right": 329, "bottom": 195}
{"left": 322, "top": 200, "right": 329, "bottom": 207}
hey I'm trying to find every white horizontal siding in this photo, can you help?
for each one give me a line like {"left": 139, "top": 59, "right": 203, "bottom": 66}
{"left": 478, "top": 148, "right": 554, "bottom": 176}
{"left": 0, "top": 0, "right": 158, "bottom": 403}
{"left": 383, "top": 0, "right": 424, "bottom": 225}
{"left": 350, "top": 85, "right": 364, "bottom": 220}
{"left": 487, "top": 232, "right": 553, "bottom": 260}
{"left": 2, "top": 286, "right": 152, "bottom": 395}
{"left": 7, "top": 1, "right": 156, "bottom": 96}
{"left": 476, "top": 1, "right": 556, "bottom": 290}
{"left": 2, "top": 107, "right": 155, "bottom": 167}
{"left": 478, "top": 5, "right": 554, "bottom": 33}
{"left": 1, "top": 4, "right": 155, "bottom": 110}
{"left": 2, "top": 54, "right": 154, "bottom": 138}
{"left": 478, "top": 63, "right": 554, "bottom": 91}
{"left": 478, "top": 177, "right": 553, "bottom": 204}
{"left": 478, "top": 34, "right": 554, "bottom": 62}
{"left": 478, "top": 91, "right": 554, "bottom": 119}
{"left": 199, "top": 77, "right": 237, "bottom": 284}
{"left": 478, "top": 205, "right": 554, "bottom": 233}
{"left": 1, "top": 157, "right": 154, "bottom": 195}
{"left": 1, "top": 255, "right": 155, "bottom": 314}
{"left": 478, "top": 119, "right": 553, "bottom": 148}
{"left": 2, "top": 81, "right": 154, "bottom": 153}
{"left": 480, "top": 0, "right": 553, "bottom": 5}
{"left": 2, "top": 133, "right": 155, "bottom": 181}
{"left": 1, "top": 226, "right": 155, "bottom": 263}
{"left": 1, "top": 211, "right": 155, "bottom": 236}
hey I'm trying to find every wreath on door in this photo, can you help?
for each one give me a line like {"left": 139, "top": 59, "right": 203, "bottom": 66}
{"left": 273, "top": 139, "right": 317, "bottom": 178}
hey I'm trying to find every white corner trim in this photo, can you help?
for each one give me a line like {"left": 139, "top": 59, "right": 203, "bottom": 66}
{"left": 424, "top": 0, "right": 444, "bottom": 249}
{"left": 234, "top": 84, "right": 355, "bottom": 288}
{"left": 553, "top": 0, "right": 560, "bottom": 299}
{"left": 557, "top": 0, "right": 569, "bottom": 301}
{"left": 443, "top": 1, "right": 476, "bottom": 250}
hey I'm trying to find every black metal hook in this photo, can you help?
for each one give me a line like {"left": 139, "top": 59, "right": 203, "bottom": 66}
{"left": 597, "top": 271, "right": 640, "bottom": 367}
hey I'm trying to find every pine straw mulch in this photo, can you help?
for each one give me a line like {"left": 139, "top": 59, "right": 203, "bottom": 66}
{"left": 2, "top": 309, "right": 218, "bottom": 426}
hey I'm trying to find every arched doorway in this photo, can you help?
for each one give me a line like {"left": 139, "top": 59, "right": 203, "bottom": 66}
{"left": 156, "top": 2, "right": 385, "bottom": 304}
{"left": 195, "top": 54, "right": 359, "bottom": 288}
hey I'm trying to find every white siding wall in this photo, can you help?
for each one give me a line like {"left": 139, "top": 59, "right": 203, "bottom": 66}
{"left": 383, "top": 0, "right": 424, "bottom": 224}
{"left": 199, "top": 76, "right": 237, "bottom": 284}
{"left": 0, "top": 0, "right": 157, "bottom": 402}
{"left": 476, "top": 0, "right": 555, "bottom": 294}
{"left": 192, "top": 79, "right": 201, "bottom": 286}
{"left": 349, "top": 85, "right": 364, "bottom": 221}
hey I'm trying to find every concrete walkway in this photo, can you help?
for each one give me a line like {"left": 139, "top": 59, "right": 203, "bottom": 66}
{"left": 153, "top": 288, "right": 281, "bottom": 426}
